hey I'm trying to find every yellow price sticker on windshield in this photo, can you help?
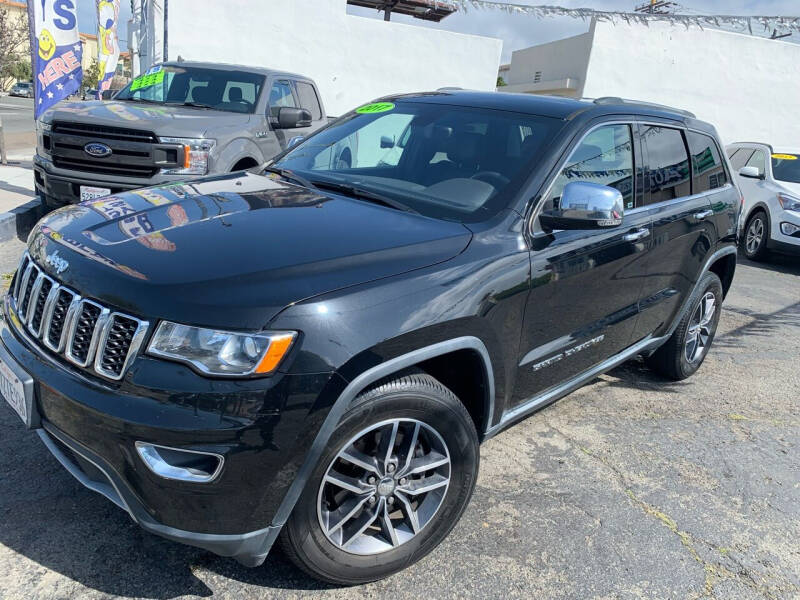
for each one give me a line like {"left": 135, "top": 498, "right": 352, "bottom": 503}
{"left": 771, "top": 153, "right": 798, "bottom": 160}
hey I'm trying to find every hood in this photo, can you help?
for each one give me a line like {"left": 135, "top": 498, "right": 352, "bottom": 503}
{"left": 777, "top": 181, "right": 800, "bottom": 197}
{"left": 43, "top": 100, "right": 250, "bottom": 137}
{"left": 28, "top": 172, "right": 472, "bottom": 328}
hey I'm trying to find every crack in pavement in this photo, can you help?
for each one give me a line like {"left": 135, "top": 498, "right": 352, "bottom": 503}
{"left": 544, "top": 421, "right": 797, "bottom": 600}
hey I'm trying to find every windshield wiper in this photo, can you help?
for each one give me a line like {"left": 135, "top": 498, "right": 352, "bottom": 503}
{"left": 263, "top": 166, "right": 317, "bottom": 190}
{"left": 308, "top": 180, "right": 419, "bottom": 214}
{"left": 172, "top": 101, "right": 216, "bottom": 109}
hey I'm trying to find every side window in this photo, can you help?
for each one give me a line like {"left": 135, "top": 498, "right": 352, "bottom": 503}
{"left": 729, "top": 148, "right": 755, "bottom": 171}
{"left": 686, "top": 131, "right": 727, "bottom": 193}
{"left": 268, "top": 80, "right": 297, "bottom": 117}
{"left": 745, "top": 150, "right": 767, "bottom": 176}
{"left": 643, "top": 126, "right": 691, "bottom": 204}
{"left": 541, "top": 123, "right": 634, "bottom": 212}
{"left": 295, "top": 81, "right": 322, "bottom": 120}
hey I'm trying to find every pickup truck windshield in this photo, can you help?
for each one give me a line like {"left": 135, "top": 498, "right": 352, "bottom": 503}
{"left": 271, "top": 101, "right": 562, "bottom": 223}
{"left": 115, "top": 65, "right": 265, "bottom": 114}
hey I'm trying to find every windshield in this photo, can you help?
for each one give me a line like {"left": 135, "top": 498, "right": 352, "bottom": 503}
{"left": 771, "top": 153, "right": 800, "bottom": 183}
{"left": 271, "top": 100, "right": 561, "bottom": 223}
{"left": 115, "top": 65, "right": 264, "bottom": 114}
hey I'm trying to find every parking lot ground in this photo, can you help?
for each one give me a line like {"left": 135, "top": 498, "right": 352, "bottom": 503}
{"left": 0, "top": 240, "right": 797, "bottom": 600}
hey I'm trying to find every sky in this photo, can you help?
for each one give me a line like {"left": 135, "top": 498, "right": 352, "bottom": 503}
{"left": 347, "top": 0, "right": 800, "bottom": 62}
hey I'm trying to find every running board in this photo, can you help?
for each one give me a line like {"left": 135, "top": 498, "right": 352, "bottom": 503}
{"left": 484, "top": 334, "right": 666, "bottom": 439}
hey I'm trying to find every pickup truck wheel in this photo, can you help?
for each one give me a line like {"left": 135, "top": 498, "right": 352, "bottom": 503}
{"left": 742, "top": 210, "right": 770, "bottom": 261}
{"left": 279, "top": 371, "right": 479, "bottom": 585}
{"left": 645, "top": 271, "right": 723, "bottom": 381}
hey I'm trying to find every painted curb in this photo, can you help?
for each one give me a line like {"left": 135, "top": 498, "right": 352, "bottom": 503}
{"left": 0, "top": 212, "right": 15, "bottom": 243}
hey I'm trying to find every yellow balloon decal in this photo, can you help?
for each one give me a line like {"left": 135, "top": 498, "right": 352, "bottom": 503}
{"left": 38, "top": 29, "right": 56, "bottom": 60}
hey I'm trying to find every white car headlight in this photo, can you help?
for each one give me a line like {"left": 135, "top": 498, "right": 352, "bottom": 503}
{"left": 36, "top": 119, "right": 52, "bottom": 134}
{"left": 159, "top": 137, "right": 216, "bottom": 175}
{"left": 777, "top": 192, "right": 800, "bottom": 212}
{"left": 780, "top": 222, "right": 800, "bottom": 236}
{"left": 148, "top": 321, "right": 297, "bottom": 376}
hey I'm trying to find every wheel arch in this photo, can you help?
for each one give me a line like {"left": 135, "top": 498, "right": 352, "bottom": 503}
{"left": 743, "top": 202, "right": 771, "bottom": 233}
{"left": 707, "top": 252, "right": 736, "bottom": 298}
{"left": 267, "top": 337, "right": 495, "bottom": 535}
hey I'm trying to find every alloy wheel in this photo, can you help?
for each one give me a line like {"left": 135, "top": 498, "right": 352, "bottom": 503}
{"left": 685, "top": 292, "right": 716, "bottom": 363}
{"left": 745, "top": 217, "right": 764, "bottom": 255}
{"left": 317, "top": 418, "right": 451, "bottom": 555}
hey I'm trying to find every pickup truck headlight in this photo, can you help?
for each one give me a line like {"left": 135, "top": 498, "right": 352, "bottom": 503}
{"left": 148, "top": 321, "right": 296, "bottom": 376}
{"left": 36, "top": 119, "right": 52, "bottom": 156}
{"left": 159, "top": 137, "right": 216, "bottom": 175}
{"left": 777, "top": 192, "right": 800, "bottom": 212}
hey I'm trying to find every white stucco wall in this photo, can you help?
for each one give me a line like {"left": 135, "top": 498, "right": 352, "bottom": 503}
{"left": 583, "top": 21, "right": 800, "bottom": 147}
{"left": 163, "top": 0, "right": 502, "bottom": 116}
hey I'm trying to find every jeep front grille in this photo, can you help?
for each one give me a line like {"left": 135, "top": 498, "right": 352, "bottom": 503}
{"left": 10, "top": 253, "right": 148, "bottom": 380}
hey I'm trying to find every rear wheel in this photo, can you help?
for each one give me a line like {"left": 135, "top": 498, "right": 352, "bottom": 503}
{"left": 646, "top": 272, "right": 723, "bottom": 380}
{"left": 743, "top": 210, "right": 770, "bottom": 261}
{"left": 280, "top": 371, "right": 479, "bottom": 585}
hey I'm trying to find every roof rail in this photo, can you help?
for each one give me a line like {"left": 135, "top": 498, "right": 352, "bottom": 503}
{"left": 592, "top": 96, "right": 696, "bottom": 119}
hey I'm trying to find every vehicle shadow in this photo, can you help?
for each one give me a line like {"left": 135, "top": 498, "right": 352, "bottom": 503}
{"left": 737, "top": 250, "right": 800, "bottom": 276}
{"left": 0, "top": 410, "right": 335, "bottom": 598}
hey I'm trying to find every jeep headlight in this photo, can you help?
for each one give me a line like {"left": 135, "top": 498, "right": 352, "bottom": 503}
{"left": 148, "top": 321, "right": 296, "bottom": 376}
{"left": 159, "top": 137, "right": 216, "bottom": 175}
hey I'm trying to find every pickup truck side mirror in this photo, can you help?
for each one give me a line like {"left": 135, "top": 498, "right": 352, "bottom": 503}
{"left": 539, "top": 181, "right": 624, "bottom": 231}
{"left": 739, "top": 166, "right": 764, "bottom": 180}
{"left": 276, "top": 107, "right": 312, "bottom": 129}
{"left": 380, "top": 135, "right": 395, "bottom": 149}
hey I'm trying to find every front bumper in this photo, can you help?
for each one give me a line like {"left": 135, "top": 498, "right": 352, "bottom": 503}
{"left": 768, "top": 210, "right": 800, "bottom": 256}
{"left": 38, "top": 422, "right": 279, "bottom": 566}
{"left": 0, "top": 308, "right": 339, "bottom": 566}
{"left": 33, "top": 154, "right": 200, "bottom": 206}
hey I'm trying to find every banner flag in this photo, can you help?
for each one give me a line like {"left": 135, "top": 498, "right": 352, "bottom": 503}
{"left": 96, "top": 0, "right": 121, "bottom": 98}
{"left": 27, "top": 0, "right": 83, "bottom": 120}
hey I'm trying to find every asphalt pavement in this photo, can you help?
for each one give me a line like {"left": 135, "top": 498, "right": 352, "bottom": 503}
{"left": 0, "top": 240, "right": 797, "bottom": 599}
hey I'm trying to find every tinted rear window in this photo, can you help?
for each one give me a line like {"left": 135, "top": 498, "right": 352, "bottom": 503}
{"left": 686, "top": 131, "right": 727, "bottom": 193}
{"left": 643, "top": 126, "right": 691, "bottom": 204}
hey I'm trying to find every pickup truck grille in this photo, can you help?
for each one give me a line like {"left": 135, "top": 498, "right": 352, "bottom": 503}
{"left": 10, "top": 253, "right": 149, "bottom": 380}
{"left": 50, "top": 121, "right": 171, "bottom": 179}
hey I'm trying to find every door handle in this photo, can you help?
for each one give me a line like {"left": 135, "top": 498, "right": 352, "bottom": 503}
{"left": 694, "top": 209, "right": 714, "bottom": 220}
{"left": 622, "top": 228, "right": 650, "bottom": 242}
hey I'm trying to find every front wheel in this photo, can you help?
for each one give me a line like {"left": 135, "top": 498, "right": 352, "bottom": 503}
{"left": 646, "top": 271, "right": 723, "bottom": 380}
{"left": 279, "top": 371, "right": 479, "bottom": 585}
{"left": 742, "top": 210, "right": 770, "bottom": 261}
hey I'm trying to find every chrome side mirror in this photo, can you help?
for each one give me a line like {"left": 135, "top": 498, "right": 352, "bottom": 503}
{"left": 739, "top": 166, "right": 764, "bottom": 180}
{"left": 540, "top": 181, "right": 624, "bottom": 231}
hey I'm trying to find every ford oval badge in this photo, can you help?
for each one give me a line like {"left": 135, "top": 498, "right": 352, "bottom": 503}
{"left": 84, "top": 142, "right": 113, "bottom": 158}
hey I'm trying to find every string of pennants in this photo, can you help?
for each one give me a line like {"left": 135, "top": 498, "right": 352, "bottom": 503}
{"left": 450, "top": 1, "right": 800, "bottom": 36}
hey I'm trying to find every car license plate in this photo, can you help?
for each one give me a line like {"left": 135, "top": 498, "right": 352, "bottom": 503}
{"left": 0, "top": 354, "right": 27, "bottom": 424}
{"left": 80, "top": 186, "right": 111, "bottom": 201}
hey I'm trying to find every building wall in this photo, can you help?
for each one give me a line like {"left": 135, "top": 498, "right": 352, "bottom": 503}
{"left": 503, "top": 24, "right": 594, "bottom": 97}
{"left": 0, "top": 0, "right": 29, "bottom": 90}
{"left": 163, "top": 0, "right": 502, "bottom": 116}
{"left": 583, "top": 21, "right": 800, "bottom": 147}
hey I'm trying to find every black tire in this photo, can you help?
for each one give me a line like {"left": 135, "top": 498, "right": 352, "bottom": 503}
{"left": 646, "top": 271, "right": 723, "bottom": 381}
{"left": 742, "top": 210, "right": 770, "bottom": 261}
{"left": 279, "top": 371, "right": 479, "bottom": 585}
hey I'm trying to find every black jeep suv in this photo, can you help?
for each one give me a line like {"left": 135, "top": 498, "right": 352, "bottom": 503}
{"left": 1, "top": 91, "right": 739, "bottom": 584}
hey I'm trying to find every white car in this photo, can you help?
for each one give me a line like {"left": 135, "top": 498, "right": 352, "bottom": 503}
{"left": 726, "top": 143, "right": 800, "bottom": 260}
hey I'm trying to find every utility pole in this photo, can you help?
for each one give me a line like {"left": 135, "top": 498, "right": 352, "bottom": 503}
{"left": 634, "top": 0, "right": 678, "bottom": 14}
{"left": 163, "top": 0, "right": 168, "bottom": 61}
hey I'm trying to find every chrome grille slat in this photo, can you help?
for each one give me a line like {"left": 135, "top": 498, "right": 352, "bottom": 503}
{"left": 9, "top": 252, "right": 148, "bottom": 381}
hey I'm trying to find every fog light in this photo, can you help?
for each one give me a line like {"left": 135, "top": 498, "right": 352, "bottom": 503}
{"left": 135, "top": 442, "right": 223, "bottom": 483}
{"left": 780, "top": 222, "right": 800, "bottom": 236}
